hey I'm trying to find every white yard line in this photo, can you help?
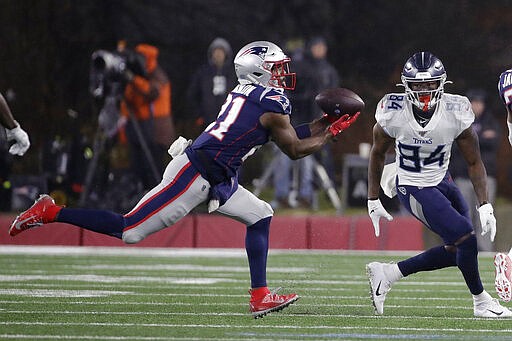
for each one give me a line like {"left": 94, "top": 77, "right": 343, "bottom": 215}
{"left": 0, "top": 321, "right": 510, "bottom": 333}
{"left": 0, "top": 301, "right": 473, "bottom": 310}
{"left": 0, "top": 245, "right": 467, "bottom": 257}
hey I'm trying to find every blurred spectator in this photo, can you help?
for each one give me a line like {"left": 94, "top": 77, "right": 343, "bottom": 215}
{"left": 121, "top": 43, "right": 175, "bottom": 190}
{"left": 272, "top": 36, "right": 340, "bottom": 209}
{"left": 449, "top": 89, "right": 501, "bottom": 251}
{"left": 187, "top": 37, "right": 236, "bottom": 133}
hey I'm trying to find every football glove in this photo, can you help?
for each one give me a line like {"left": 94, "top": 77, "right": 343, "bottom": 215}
{"left": 167, "top": 136, "right": 192, "bottom": 158}
{"left": 328, "top": 112, "right": 360, "bottom": 137}
{"left": 368, "top": 198, "right": 393, "bottom": 237}
{"left": 5, "top": 122, "right": 30, "bottom": 156}
{"left": 478, "top": 203, "right": 496, "bottom": 242}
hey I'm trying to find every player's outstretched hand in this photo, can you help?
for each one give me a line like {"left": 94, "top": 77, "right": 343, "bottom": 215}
{"left": 6, "top": 123, "right": 30, "bottom": 156}
{"left": 367, "top": 198, "right": 393, "bottom": 237}
{"left": 478, "top": 203, "right": 496, "bottom": 242}
{"left": 328, "top": 112, "right": 360, "bottom": 137}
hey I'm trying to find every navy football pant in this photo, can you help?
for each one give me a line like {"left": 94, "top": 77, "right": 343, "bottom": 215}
{"left": 396, "top": 173, "right": 483, "bottom": 294}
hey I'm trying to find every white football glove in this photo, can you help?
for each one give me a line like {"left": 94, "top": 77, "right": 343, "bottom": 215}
{"left": 368, "top": 198, "right": 393, "bottom": 237}
{"left": 5, "top": 122, "right": 30, "bottom": 156}
{"left": 167, "top": 136, "right": 192, "bottom": 158}
{"left": 478, "top": 203, "right": 496, "bottom": 242}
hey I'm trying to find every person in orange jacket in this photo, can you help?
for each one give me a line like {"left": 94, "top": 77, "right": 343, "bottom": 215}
{"left": 120, "top": 43, "right": 175, "bottom": 190}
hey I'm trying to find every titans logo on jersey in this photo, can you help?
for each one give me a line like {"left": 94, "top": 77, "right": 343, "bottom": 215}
{"left": 186, "top": 84, "right": 292, "bottom": 184}
{"left": 498, "top": 69, "right": 512, "bottom": 110}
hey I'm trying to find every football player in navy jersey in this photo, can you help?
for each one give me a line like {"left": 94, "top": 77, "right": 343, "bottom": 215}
{"left": 365, "top": 52, "right": 511, "bottom": 318}
{"left": 497, "top": 69, "right": 512, "bottom": 146}
{"left": 8, "top": 41, "right": 358, "bottom": 318}
{"left": 492, "top": 70, "right": 512, "bottom": 302}
{"left": 0, "top": 92, "right": 30, "bottom": 156}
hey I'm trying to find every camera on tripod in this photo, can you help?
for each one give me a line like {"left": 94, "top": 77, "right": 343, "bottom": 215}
{"left": 89, "top": 49, "right": 146, "bottom": 99}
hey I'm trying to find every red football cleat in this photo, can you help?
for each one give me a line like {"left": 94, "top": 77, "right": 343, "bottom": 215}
{"left": 249, "top": 287, "right": 299, "bottom": 318}
{"left": 9, "top": 194, "right": 62, "bottom": 237}
{"left": 494, "top": 252, "right": 512, "bottom": 302}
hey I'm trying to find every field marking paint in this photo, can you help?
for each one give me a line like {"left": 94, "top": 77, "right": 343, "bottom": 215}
{"left": 0, "top": 300, "right": 473, "bottom": 310}
{"left": 1, "top": 321, "right": 511, "bottom": 334}
{"left": 0, "top": 289, "right": 473, "bottom": 300}
{"left": 4, "top": 282, "right": 472, "bottom": 294}
{"left": 0, "top": 289, "right": 131, "bottom": 297}
{"left": 72, "top": 264, "right": 311, "bottom": 273}
{"left": 0, "top": 335, "right": 222, "bottom": 341}
{"left": 0, "top": 273, "right": 471, "bottom": 288}
{"left": 4, "top": 309, "right": 482, "bottom": 318}
{"left": 0, "top": 275, "right": 234, "bottom": 285}
{"left": 0, "top": 246, "right": 249, "bottom": 258}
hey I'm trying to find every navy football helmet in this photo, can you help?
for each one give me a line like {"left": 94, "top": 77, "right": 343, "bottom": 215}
{"left": 400, "top": 52, "right": 449, "bottom": 111}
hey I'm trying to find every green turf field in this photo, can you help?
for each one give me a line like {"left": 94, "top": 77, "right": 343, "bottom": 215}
{"left": 1, "top": 246, "right": 512, "bottom": 340}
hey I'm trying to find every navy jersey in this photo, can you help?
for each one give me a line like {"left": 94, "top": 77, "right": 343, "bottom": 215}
{"left": 186, "top": 84, "right": 292, "bottom": 184}
{"left": 498, "top": 69, "right": 512, "bottom": 110}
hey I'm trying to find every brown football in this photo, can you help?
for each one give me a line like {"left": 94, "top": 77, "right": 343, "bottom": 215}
{"left": 314, "top": 88, "right": 365, "bottom": 116}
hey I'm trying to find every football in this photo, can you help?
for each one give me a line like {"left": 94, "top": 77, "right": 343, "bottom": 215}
{"left": 314, "top": 87, "right": 365, "bottom": 117}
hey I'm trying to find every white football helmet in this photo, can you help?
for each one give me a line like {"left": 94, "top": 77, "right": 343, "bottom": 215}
{"left": 234, "top": 41, "right": 296, "bottom": 90}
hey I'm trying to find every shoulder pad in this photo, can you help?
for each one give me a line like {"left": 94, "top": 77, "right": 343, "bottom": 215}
{"left": 442, "top": 94, "right": 474, "bottom": 128}
{"left": 260, "top": 88, "right": 292, "bottom": 115}
{"left": 498, "top": 69, "right": 512, "bottom": 93}
{"left": 377, "top": 93, "right": 407, "bottom": 114}
{"left": 375, "top": 93, "right": 406, "bottom": 124}
{"left": 498, "top": 70, "right": 512, "bottom": 109}
{"left": 442, "top": 94, "right": 471, "bottom": 112}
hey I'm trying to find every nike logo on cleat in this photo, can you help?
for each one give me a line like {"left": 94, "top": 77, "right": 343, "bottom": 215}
{"left": 375, "top": 281, "right": 383, "bottom": 296}
{"left": 487, "top": 309, "right": 504, "bottom": 316}
{"left": 14, "top": 215, "right": 38, "bottom": 230}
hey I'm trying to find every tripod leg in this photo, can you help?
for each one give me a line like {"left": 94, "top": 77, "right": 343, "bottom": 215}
{"left": 127, "top": 111, "right": 161, "bottom": 184}
{"left": 78, "top": 131, "right": 106, "bottom": 207}
{"left": 313, "top": 159, "right": 342, "bottom": 214}
{"left": 288, "top": 159, "right": 300, "bottom": 207}
{"left": 252, "top": 156, "right": 280, "bottom": 196}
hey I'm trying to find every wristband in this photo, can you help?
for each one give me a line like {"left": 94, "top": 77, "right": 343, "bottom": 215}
{"left": 294, "top": 123, "right": 311, "bottom": 139}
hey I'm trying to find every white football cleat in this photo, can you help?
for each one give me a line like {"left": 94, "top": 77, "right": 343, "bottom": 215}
{"left": 494, "top": 252, "right": 512, "bottom": 302}
{"left": 366, "top": 262, "right": 393, "bottom": 315}
{"left": 474, "top": 297, "right": 512, "bottom": 318}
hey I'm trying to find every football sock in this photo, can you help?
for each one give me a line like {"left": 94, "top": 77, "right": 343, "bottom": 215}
{"left": 250, "top": 287, "right": 270, "bottom": 300}
{"left": 473, "top": 290, "right": 492, "bottom": 304}
{"left": 456, "top": 234, "right": 483, "bottom": 295}
{"left": 245, "top": 217, "right": 271, "bottom": 288}
{"left": 398, "top": 245, "right": 457, "bottom": 277}
{"left": 384, "top": 263, "right": 404, "bottom": 283}
{"left": 56, "top": 208, "right": 125, "bottom": 239}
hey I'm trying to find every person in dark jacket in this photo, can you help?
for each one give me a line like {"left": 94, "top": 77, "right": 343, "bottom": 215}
{"left": 272, "top": 36, "right": 340, "bottom": 209}
{"left": 187, "top": 37, "right": 237, "bottom": 132}
{"left": 449, "top": 89, "right": 501, "bottom": 251}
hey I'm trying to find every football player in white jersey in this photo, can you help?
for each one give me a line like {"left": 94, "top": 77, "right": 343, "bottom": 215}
{"left": 365, "top": 51, "right": 511, "bottom": 318}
